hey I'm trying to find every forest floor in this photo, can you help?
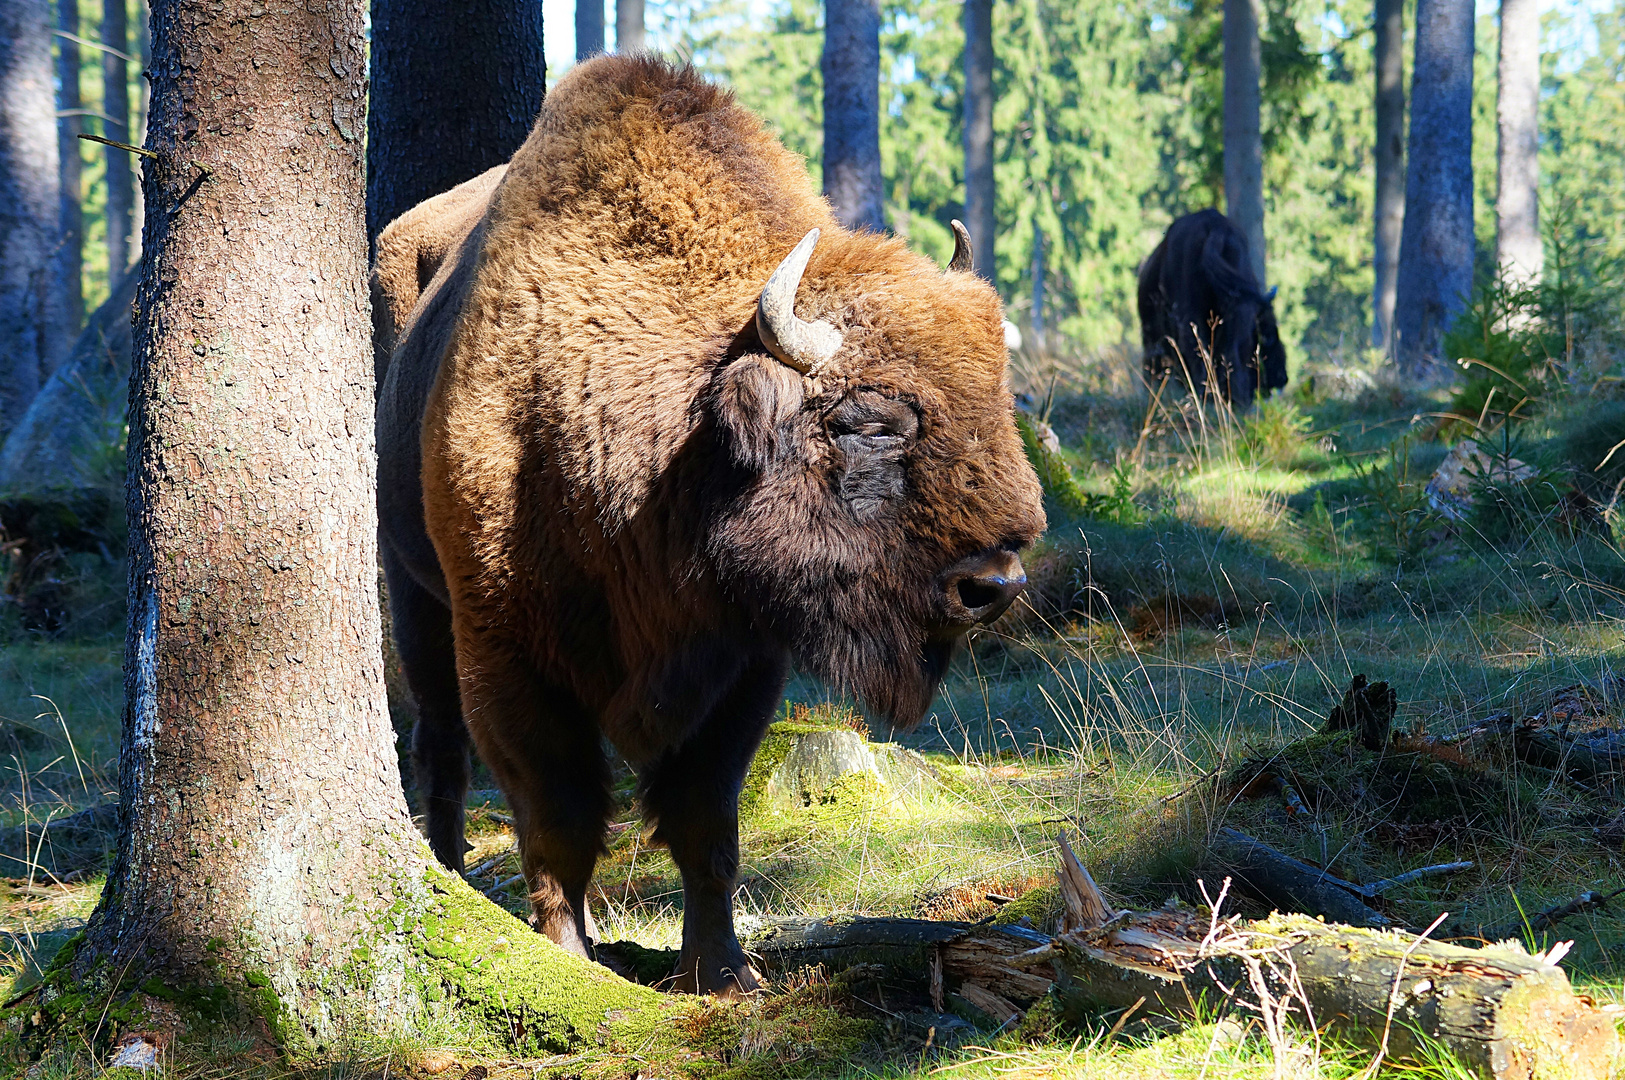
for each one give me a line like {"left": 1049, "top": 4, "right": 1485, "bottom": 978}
{"left": 3, "top": 349, "right": 1625, "bottom": 1077}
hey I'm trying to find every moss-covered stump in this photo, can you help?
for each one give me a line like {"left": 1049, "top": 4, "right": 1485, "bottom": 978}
{"left": 742, "top": 721, "right": 937, "bottom": 816}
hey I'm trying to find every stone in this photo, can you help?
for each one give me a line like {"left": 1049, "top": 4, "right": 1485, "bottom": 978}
{"left": 756, "top": 725, "right": 937, "bottom": 811}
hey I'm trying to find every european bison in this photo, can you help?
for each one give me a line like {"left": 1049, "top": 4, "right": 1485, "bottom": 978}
{"left": 1138, "top": 209, "right": 1286, "bottom": 406}
{"left": 373, "top": 56, "right": 1045, "bottom": 997}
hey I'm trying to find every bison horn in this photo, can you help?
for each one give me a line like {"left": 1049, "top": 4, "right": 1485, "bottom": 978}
{"left": 1264, "top": 285, "right": 1278, "bottom": 302}
{"left": 949, "top": 219, "right": 974, "bottom": 272}
{"left": 757, "top": 228, "right": 843, "bottom": 375}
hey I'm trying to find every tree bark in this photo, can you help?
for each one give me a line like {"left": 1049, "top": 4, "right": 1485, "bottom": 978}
{"left": 615, "top": 0, "right": 644, "bottom": 52}
{"left": 1372, "top": 0, "right": 1405, "bottom": 353}
{"left": 65, "top": 0, "right": 660, "bottom": 1052}
{"left": 961, "top": 0, "right": 994, "bottom": 282}
{"left": 103, "top": 0, "right": 134, "bottom": 289}
{"left": 0, "top": 0, "right": 65, "bottom": 445}
{"left": 364, "top": 0, "right": 545, "bottom": 248}
{"left": 577, "top": 0, "right": 604, "bottom": 60}
{"left": 1222, "top": 0, "right": 1266, "bottom": 289}
{"left": 1496, "top": 0, "right": 1540, "bottom": 287}
{"left": 1394, "top": 0, "right": 1474, "bottom": 374}
{"left": 823, "top": 0, "right": 884, "bottom": 233}
{"left": 55, "top": 0, "right": 84, "bottom": 336}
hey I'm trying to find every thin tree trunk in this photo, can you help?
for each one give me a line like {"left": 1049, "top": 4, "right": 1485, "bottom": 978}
{"left": 103, "top": 0, "right": 133, "bottom": 288}
{"left": 577, "top": 0, "right": 604, "bottom": 60}
{"left": 55, "top": 0, "right": 84, "bottom": 336}
{"left": 1372, "top": 0, "right": 1405, "bottom": 353}
{"left": 365, "top": 0, "right": 545, "bottom": 248}
{"left": 127, "top": 0, "right": 146, "bottom": 258}
{"left": 823, "top": 0, "right": 884, "bottom": 233}
{"left": 1394, "top": 0, "right": 1474, "bottom": 374}
{"left": 1223, "top": 0, "right": 1266, "bottom": 289}
{"left": 1496, "top": 0, "right": 1540, "bottom": 287}
{"left": 616, "top": 0, "right": 644, "bottom": 52}
{"left": 0, "top": 0, "right": 64, "bottom": 444}
{"left": 962, "top": 0, "right": 994, "bottom": 281}
{"left": 1031, "top": 222, "right": 1046, "bottom": 353}
{"left": 61, "top": 0, "right": 664, "bottom": 1050}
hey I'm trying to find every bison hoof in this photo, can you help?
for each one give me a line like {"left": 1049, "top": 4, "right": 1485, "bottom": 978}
{"left": 671, "top": 952, "right": 762, "bottom": 999}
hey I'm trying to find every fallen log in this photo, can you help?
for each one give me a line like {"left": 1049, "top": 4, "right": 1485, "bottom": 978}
{"left": 1047, "top": 911, "right": 1618, "bottom": 1080}
{"left": 740, "top": 914, "right": 970, "bottom": 982}
{"left": 1203, "top": 827, "right": 1390, "bottom": 927}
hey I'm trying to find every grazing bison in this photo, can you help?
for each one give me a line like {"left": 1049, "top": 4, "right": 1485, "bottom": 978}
{"left": 1138, "top": 209, "right": 1287, "bottom": 406}
{"left": 373, "top": 56, "right": 1045, "bottom": 997}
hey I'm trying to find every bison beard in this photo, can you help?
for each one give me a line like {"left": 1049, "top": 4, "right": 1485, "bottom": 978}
{"left": 374, "top": 56, "right": 1044, "bottom": 998}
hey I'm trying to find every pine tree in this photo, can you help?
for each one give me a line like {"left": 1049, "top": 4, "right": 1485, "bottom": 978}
{"left": 824, "top": 0, "right": 885, "bottom": 231}
{"left": 1223, "top": 0, "right": 1267, "bottom": 287}
{"left": 1372, "top": 0, "right": 1405, "bottom": 352}
{"left": 1495, "top": 0, "right": 1540, "bottom": 285}
{"left": 1394, "top": 0, "right": 1475, "bottom": 372}
{"left": 55, "top": 0, "right": 84, "bottom": 334}
{"left": 0, "top": 0, "right": 64, "bottom": 442}
{"left": 365, "top": 0, "right": 546, "bottom": 247}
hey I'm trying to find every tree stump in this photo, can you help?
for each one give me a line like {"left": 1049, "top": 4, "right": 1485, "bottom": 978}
{"left": 746, "top": 722, "right": 938, "bottom": 812}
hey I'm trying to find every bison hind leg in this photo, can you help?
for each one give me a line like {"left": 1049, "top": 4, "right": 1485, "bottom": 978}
{"left": 383, "top": 545, "right": 472, "bottom": 873}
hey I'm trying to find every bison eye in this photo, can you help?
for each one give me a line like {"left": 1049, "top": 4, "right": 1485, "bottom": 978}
{"left": 826, "top": 394, "right": 918, "bottom": 521}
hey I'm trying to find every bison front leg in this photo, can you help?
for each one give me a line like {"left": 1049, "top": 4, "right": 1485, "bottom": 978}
{"left": 458, "top": 651, "right": 613, "bottom": 959}
{"left": 640, "top": 658, "right": 786, "bottom": 999}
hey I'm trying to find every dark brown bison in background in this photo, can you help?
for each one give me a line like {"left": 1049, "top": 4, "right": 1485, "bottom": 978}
{"left": 372, "top": 56, "right": 1045, "bottom": 997}
{"left": 1138, "top": 209, "right": 1287, "bottom": 406}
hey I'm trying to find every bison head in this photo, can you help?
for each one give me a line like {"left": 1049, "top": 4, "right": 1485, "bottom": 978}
{"left": 703, "top": 227, "right": 1045, "bottom": 727}
{"left": 1256, "top": 295, "right": 1288, "bottom": 398}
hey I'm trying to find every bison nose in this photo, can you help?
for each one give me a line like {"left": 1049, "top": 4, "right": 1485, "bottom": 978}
{"left": 940, "top": 550, "right": 1028, "bottom": 627}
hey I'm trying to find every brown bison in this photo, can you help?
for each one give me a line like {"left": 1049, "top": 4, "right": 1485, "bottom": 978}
{"left": 373, "top": 56, "right": 1045, "bottom": 996}
{"left": 1138, "top": 209, "right": 1287, "bottom": 406}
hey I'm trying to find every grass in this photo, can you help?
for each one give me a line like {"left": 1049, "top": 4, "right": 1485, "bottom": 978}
{"left": 3, "top": 344, "right": 1625, "bottom": 1076}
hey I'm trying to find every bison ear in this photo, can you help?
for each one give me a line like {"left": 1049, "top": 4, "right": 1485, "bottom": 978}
{"left": 713, "top": 354, "right": 807, "bottom": 472}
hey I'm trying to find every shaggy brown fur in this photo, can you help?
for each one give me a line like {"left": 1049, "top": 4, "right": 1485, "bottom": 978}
{"left": 375, "top": 55, "right": 1044, "bottom": 996}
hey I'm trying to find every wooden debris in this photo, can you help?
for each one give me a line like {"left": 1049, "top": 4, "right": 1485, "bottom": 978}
{"left": 728, "top": 838, "right": 1617, "bottom": 1078}
{"left": 1057, "top": 831, "right": 1112, "bottom": 931}
{"left": 1204, "top": 827, "right": 1390, "bottom": 927}
{"left": 741, "top": 915, "right": 969, "bottom": 982}
{"left": 1323, "top": 673, "right": 1397, "bottom": 751}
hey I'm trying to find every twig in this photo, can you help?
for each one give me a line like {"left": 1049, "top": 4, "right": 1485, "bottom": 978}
{"left": 1485, "top": 886, "right": 1625, "bottom": 942}
{"left": 1355, "top": 861, "right": 1472, "bottom": 899}
{"left": 1360, "top": 911, "right": 1449, "bottom": 1080}
{"left": 54, "top": 28, "right": 138, "bottom": 63}
{"left": 1105, "top": 995, "right": 1147, "bottom": 1043}
{"left": 77, "top": 132, "right": 156, "bottom": 159}
{"left": 484, "top": 873, "right": 525, "bottom": 899}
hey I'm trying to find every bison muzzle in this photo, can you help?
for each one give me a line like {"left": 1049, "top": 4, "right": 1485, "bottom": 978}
{"left": 373, "top": 56, "right": 1045, "bottom": 997}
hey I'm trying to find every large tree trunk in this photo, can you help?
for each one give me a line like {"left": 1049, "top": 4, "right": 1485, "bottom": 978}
{"left": 0, "top": 0, "right": 64, "bottom": 445}
{"left": 615, "top": 0, "right": 644, "bottom": 52}
{"left": 1372, "top": 0, "right": 1405, "bottom": 354}
{"left": 1393, "top": 0, "right": 1474, "bottom": 374}
{"left": 1495, "top": 0, "right": 1540, "bottom": 287}
{"left": 364, "top": 0, "right": 545, "bottom": 249}
{"left": 961, "top": 0, "right": 994, "bottom": 282}
{"left": 103, "top": 0, "right": 134, "bottom": 289}
{"left": 577, "top": 0, "right": 604, "bottom": 60}
{"left": 1222, "top": 0, "right": 1266, "bottom": 288}
{"left": 823, "top": 0, "right": 884, "bottom": 233}
{"left": 65, "top": 0, "right": 659, "bottom": 1051}
{"left": 55, "top": 0, "right": 84, "bottom": 336}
